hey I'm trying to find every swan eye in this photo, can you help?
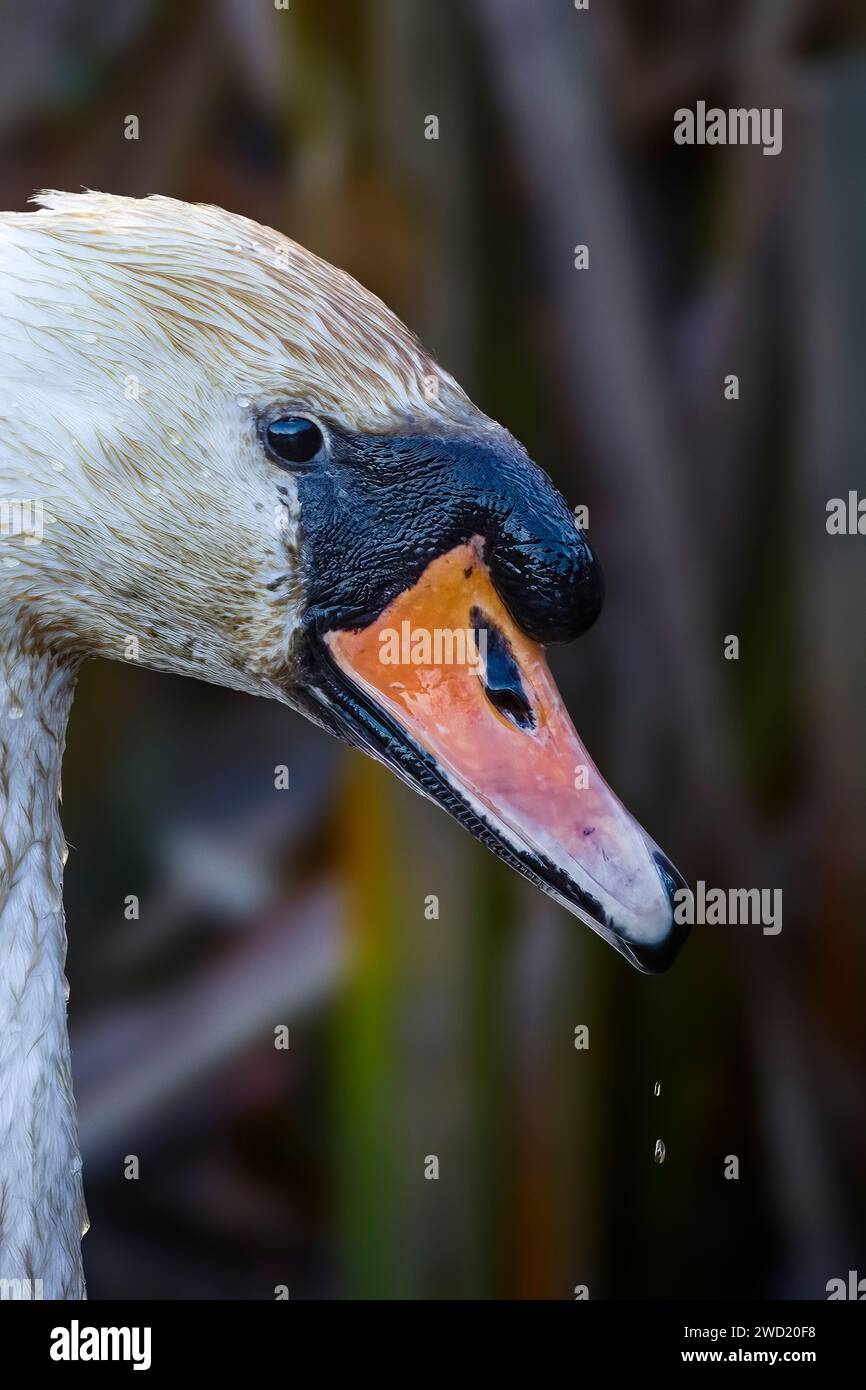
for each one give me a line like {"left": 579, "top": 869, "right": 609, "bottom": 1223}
{"left": 265, "top": 416, "right": 324, "bottom": 466}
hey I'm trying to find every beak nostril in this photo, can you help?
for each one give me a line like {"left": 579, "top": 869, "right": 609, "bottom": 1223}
{"left": 470, "top": 606, "right": 535, "bottom": 731}
{"left": 483, "top": 682, "right": 535, "bottom": 730}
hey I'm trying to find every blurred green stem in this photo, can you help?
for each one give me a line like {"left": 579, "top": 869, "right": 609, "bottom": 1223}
{"left": 331, "top": 757, "right": 401, "bottom": 1298}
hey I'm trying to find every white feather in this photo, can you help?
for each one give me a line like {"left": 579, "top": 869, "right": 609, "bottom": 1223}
{"left": 0, "top": 191, "right": 487, "bottom": 1298}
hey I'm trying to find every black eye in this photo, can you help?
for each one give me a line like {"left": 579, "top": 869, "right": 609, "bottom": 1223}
{"left": 265, "top": 416, "right": 324, "bottom": 466}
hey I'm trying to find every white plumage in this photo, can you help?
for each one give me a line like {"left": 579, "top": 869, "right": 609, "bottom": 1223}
{"left": 0, "top": 192, "right": 481, "bottom": 1298}
{"left": 0, "top": 190, "right": 687, "bottom": 1299}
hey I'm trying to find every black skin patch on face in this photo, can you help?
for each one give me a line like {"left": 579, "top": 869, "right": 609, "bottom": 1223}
{"left": 296, "top": 423, "right": 603, "bottom": 643}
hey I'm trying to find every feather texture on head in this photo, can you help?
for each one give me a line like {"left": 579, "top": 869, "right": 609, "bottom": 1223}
{"left": 0, "top": 188, "right": 690, "bottom": 1305}
{"left": 0, "top": 190, "right": 478, "bottom": 691}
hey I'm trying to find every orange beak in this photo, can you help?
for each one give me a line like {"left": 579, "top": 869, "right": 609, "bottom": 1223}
{"left": 314, "top": 540, "right": 688, "bottom": 971}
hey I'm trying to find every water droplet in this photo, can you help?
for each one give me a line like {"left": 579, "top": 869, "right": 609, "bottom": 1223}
{"left": 148, "top": 485, "right": 160, "bottom": 497}
{"left": 80, "top": 333, "right": 97, "bottom": 344}
{"left": 654, "top": 1139, "right": 666, "bottom": 1164}
{"left": 167, "top": 431, "right": 182, "bottom": 447}
{"left": 236, "top": 394, "right": 251, "bottom": 408}
{"left": 653, "top": 1081, "right": 661, "bottom": 1097}
{"left": 8, "top": 703, "right": 23, "bottom": 718}
{"left": 3, "top": 557, "right": 21, "bottom": 568}
{"left": 52, "top": 460, "right": 65, "bottom": 471}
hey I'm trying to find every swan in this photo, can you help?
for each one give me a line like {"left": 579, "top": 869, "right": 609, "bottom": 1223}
{"left": 0, "top": 191, "right": 689, "bottom": 1299}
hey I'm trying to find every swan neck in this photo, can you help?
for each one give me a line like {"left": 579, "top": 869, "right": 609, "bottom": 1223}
{"left": 0, "top": 642, "right": 85, "bottom": 1299}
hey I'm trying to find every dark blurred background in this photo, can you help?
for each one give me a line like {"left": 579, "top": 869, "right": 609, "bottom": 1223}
{"left": 2, "top": 0, "right": 864, "bottom": 1299}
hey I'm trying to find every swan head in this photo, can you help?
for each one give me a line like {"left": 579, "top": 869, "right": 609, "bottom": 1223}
{"left": 0, "top": 191, "right": 689, "bottom": 972}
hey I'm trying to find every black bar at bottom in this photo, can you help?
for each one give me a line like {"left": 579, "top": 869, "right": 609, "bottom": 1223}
{"left": 4, "top": 1298, "right": 863, "bottom": 1375}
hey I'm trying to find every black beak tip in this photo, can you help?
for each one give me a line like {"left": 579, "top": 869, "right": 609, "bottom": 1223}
{"left": 620, "top": 851, "right": 692, "bottom": 975}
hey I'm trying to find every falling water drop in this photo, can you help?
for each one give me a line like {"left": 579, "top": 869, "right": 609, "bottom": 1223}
{"left": 653, "top": 1081, "right": 661, "bottom": 1097}
{"left": 654, "top": 1139, "right": 666, "bottom": 1164}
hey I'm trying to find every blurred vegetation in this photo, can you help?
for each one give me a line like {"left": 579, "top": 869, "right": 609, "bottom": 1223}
{"left": 1, "top": 0, "right": 863, "bottom": 1298}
